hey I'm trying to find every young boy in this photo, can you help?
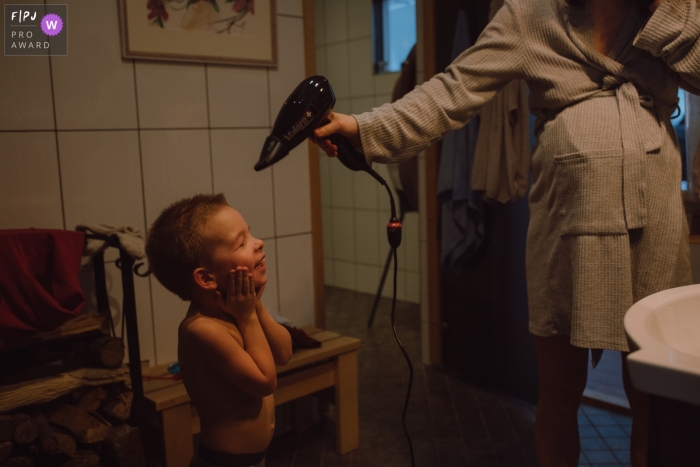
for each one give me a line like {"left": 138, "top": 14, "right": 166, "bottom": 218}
{"left": 145, "top": 193, "right": 293, "bottom": 467}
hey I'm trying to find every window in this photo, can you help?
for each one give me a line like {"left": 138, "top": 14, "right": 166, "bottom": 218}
{"left": 672, "top": 89, "right": 687, "bottom": 189}
{"left": 372, "top": 0, "right": 416, "bottom": 74}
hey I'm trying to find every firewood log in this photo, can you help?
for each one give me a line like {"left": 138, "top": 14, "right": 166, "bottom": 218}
{"left": 54, "top": 430, "right": 76, "bottom": 458}
{"left": 35, "top": 414, "right": 58, "bottom": 454}
{"left": 59, "top": 450, "right": 99, "bottom": 467}
{"left": 88, "top": 337, "right": 124, "bottom": 369}
{"left": 0, "top": 440, "right": 13, "bottom": 462}
{"left": 2, "top": 456, "right": 33, "bottom": 467}
{"left": 76, "top": 412, "right": 111, "bottom": 444}
{"left": 12, "top": 413, "right": 38, "bottom": 445}
{"left": 75, "top": 386, "right": 107, "bottom": 411}
{"left": 0, "top": 415, "right": 13, "bottom": 442}
{"left": 102, "top": 424, "right": 146, "bottom": 467}
{"left": 47, "top": 405, "right": 90, "bottom": 438}
{"left": 100, "top": 390, "right": 133, "bottom": 422}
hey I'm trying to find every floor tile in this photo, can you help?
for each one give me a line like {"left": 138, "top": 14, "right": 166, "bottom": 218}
{"left": 266, "top": 287, "right": 633, "bottom": 467}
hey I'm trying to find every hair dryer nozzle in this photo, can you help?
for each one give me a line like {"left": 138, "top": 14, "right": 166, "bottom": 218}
{"left": 255, "top": 75, "right": 335, "bottom": 171}
{"left": 255, "top": 136, "right": 288, "bottom": 171}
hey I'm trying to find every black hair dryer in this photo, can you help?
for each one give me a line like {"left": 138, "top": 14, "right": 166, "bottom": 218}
{"left": 255, "top": 76, "right": 384, "bottom": 183}
{"left": 255, "top": 75, "right": 401, "bottom": 249}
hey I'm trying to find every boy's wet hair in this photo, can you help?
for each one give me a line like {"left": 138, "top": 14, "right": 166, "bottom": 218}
{"left": 146, "top": 193, "right": 229, "bottom": 301}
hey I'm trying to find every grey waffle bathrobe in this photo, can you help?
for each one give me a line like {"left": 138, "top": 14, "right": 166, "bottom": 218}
{"left": 355, "top": 0, "right": 700, "bottom": 351}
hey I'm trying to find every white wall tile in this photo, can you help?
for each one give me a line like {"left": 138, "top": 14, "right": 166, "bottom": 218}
{"left": 381, "top": 268, "right": 406, "bottom": 300}
{"left": 207, "top": 65, "right": 270, "bottom": 128}
{"left": 324, "top": 258, "right": 335, "bottom": 286}
{"left": 315, "top": 46, "right": 327, "bottom": 77}
{"left": 273, "top": 142, "right": 312, "bottom": 236}
{"left": 322, "top": 207, "right": 334, "bottom": 258}
{"left": 319, "top": 153, "right": 333, "bottom": 206}
{"left": 357, "top": 264, "right": 380, "bottom": 295}
{"left": 374, "top": 72, "right": 399, "bottom": 95}
{"left": 406, "top": 271, "right": 420, "bottom": 304}
{"left": 323, "top": 0, "right": 348, "bottom": 43}
{"left": 325, "top": 43, "right": 350, "bottom": 100}
{"left": 333, "top": 260, "right": 356, "bottom": 291}
{"left": 0, "top": 56, "right": 54, "bottom": 130}
{"left": 59, "top": 131, "right": 145, "bottom": 233}
{"left": 135, "top": 62, "right": 208, "bottom": 129}
{"left": 211, "top": 128, "right": 275, "bottom": 239}
{"left": 260, "top": 239, "right": 280, "bottom": 314}
{"left": 277, "top": 0, "right": 303, "bottom": 16}
{"left": 351, "top": 97, "right": 376, "bottom": 115}
{"left": 331, "top": 208, "right": 355, "bottom": 262}
{"left": 353, "top": 170, "right": 378, "bottom": 210}
{"left": 330, "top": 159, "right": 354, "bottom": 208}
{"left": 150, "top": 278, "right": 189, "bottom": 365}
{"left": 140, "top": 130, "right": 213, "bottom": 228}
{"left": 49, "top": 0, "right": 137, "bottom": 129}
{"left": 0, "top": 132, "right": 63, "bottom": 229}
{"left": 313, "top": 0, "right": 326, "bottom": 46}
{"left": 349, "top": 39, "right": 374, "bottom": 97}
{"left": 276, "top": 234, "right": 315, "bottom": 327}
{"left": 403, "top": 212, "right": 420, "bottom": 272}
{"left": 374, "top": 94, "right": 393, "bottom": 108}
{"left": 334, "top": 98, "right": 351, "bottom": 115}
{"left": 268, "top": 16, "right": 306, "bottom": 119}
{"left": 354, "top": 210, "right": 379, "bottom": 266}
{"left": 347, "top": 0, "right": 372, "bottom": 40}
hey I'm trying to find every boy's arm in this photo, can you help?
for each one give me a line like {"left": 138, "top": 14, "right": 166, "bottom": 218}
{"left": 255, "top": 300, "right": 293, "bottom": 366}
{"left": 186, "top": 314, "right": 277, "bottom": 397}
{"left": 191, "top": 268, "right": 277, "bottom": 397}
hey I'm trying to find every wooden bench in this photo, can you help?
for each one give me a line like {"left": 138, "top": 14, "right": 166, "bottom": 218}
{"left": 141, "top": 328, "right": 361, "bottom": 467}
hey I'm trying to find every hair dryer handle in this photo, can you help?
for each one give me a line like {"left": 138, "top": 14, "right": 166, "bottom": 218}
{"left": 327, "top": 133, "right": 367, "bottom": 172}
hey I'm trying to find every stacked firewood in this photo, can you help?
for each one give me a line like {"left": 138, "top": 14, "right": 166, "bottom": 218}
{"left": 0, "top": 383, "right": 145, "bottom": 467}
{"left": 0, "top": 316, "right": 146, "bottom": 467}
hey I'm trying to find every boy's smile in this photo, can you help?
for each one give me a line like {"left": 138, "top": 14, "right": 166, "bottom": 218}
{"left": 206, "top": 206, "right": 267, "bottom": 291}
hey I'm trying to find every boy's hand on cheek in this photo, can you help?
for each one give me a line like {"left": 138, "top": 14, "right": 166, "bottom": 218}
{"left": 216, "top": 267, "right": 257, "bottom": 321}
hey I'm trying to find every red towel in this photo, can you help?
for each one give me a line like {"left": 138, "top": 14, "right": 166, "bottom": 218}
{"left": 0, "top": 229, "right": 85, "bottom": 339}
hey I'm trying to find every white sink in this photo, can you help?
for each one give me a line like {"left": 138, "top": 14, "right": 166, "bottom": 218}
{"left": 624, "top": 284, "right": 700, "bottom": 406}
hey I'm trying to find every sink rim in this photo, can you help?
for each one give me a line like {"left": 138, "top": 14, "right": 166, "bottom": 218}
{"left": 624, "top": 284, "right": 700, "bottom": 405}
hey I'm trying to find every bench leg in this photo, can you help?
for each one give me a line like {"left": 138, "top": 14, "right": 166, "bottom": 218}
{"left": 161, "top": 403, "right": 194, "bottom": 467}
{"left": 334, "top": 351, "right": 359, "bottom": 454}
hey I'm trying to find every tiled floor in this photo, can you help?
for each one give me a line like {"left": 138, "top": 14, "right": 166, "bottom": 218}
{"left": 266, "top": 287, "right": 633, "bottom": 467}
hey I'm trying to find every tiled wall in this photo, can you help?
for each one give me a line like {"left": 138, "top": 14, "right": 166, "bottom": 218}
{"left": 0, "top": 0, "right": 315, "bottom": 366}
{"left": 313, "top": 0, "right": 421, "bottom": 304}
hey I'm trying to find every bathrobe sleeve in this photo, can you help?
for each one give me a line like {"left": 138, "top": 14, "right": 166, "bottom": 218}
{"left": 634, "top": 0, "right": 700, "bottom": 94}
{"left": 355, "top": 0, "right": 526, "bottom": 164}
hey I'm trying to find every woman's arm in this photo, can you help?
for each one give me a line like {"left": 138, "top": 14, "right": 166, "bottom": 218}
{"left": 634, "top": 0, "right": 700, "bottom": 93}
{"left": 350, "top": 0, "right": 526, "bottom": 164}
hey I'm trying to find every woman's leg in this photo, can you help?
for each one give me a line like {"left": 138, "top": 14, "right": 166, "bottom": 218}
{"left": 535, "top": 335, "right": 589, "bottom": 467}
{"left": 621, "top": 352, "right": 649, "bottom": 467}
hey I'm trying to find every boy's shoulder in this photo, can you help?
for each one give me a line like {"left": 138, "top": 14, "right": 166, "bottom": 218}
{"left": 179, "top": 310, "right": 243, "bottom": 349}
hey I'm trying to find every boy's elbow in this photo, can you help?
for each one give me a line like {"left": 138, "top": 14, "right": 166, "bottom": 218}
{"left": 275, "top": 347, "right": 293, "bottom": 366}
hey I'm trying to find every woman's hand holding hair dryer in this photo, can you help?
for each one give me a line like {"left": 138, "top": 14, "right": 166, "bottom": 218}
{"left": 311, "top": 111, "right": 361, "bottom": 158}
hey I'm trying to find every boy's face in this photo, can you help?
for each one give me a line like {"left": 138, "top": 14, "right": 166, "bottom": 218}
{"left": 206, "top": 206, "right": 267, "bottom": 293}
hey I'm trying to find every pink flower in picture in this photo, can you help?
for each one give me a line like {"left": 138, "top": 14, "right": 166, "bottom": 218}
{"left": 232, "top": 0, "right": 254, "bottom": 14}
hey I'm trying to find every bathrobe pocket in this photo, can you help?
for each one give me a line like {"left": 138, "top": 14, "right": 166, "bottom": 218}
{"left": 553, "top": 150, "right": 627, "bottom": 236}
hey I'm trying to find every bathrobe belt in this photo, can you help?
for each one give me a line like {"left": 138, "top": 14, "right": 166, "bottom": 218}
{"left": 583, "top": 79, "right": 673, "bottom": 231}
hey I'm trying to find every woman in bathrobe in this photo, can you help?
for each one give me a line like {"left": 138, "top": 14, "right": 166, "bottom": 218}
{"left": 313, "top": 0, "right": 699, "bottom": 465}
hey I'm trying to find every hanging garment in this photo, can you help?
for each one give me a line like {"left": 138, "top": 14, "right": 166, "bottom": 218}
{"left": 471, "top": 0, "right": 531, "bottom": 205}
{"left": 75, "top": 224, "right": 145, "bottom": 259}
{"left": 0, "top": 229, "right": 85, "bottom": 338}
{"left": 437, "top": 8, "right": 484, "bottom": 272}
{"left": 353, "top": 0, "right": 698, "bottom": 351}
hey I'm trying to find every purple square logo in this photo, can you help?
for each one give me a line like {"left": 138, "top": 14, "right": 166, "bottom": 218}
{"left": 4, "top": 4, "right": 67, "bottom": 56}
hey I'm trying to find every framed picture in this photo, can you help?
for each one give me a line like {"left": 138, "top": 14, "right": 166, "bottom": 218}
{"left": 119, "top": 0, "right": 276, "bottom": 67}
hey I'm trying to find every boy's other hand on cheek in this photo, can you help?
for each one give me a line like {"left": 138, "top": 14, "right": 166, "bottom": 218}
{"left": 217, "top": 267, "right": 257, "bottom": 321}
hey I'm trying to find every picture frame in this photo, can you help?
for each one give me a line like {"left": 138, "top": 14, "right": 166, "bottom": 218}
{"left": 119, "top": 0, "right": 276, "bottom": 67}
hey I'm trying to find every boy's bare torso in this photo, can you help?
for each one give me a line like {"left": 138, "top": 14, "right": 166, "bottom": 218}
{"left": 178, "top": 308, "right": 275, "bottom": 454}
